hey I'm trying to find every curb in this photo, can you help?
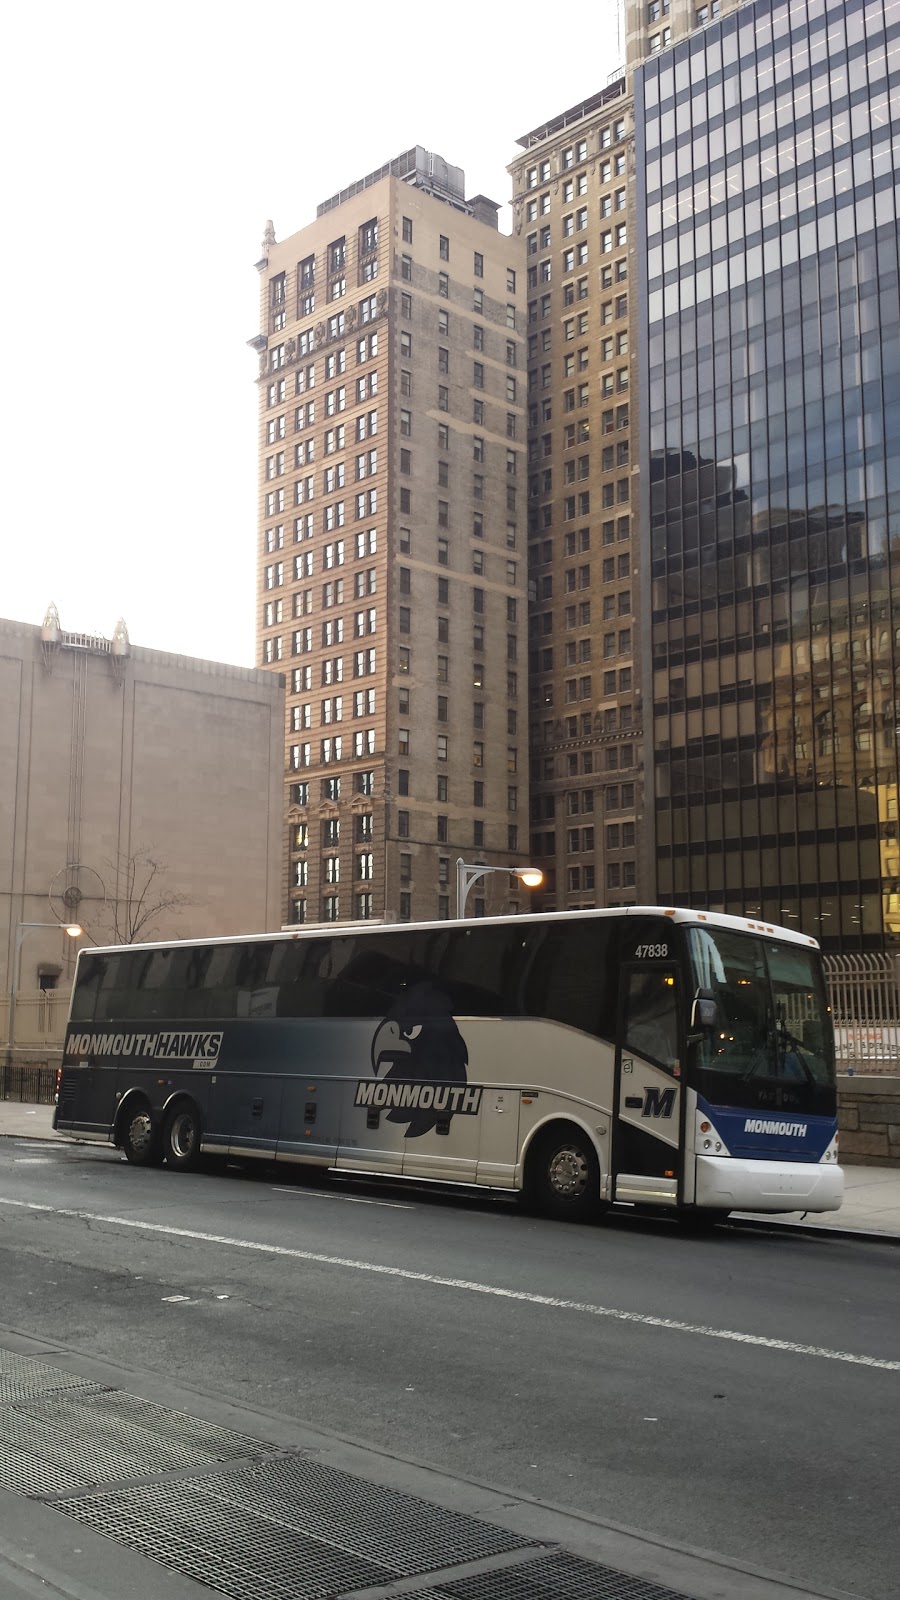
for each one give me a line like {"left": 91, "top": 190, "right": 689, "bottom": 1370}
{"left": 0, "top": 1129, "right": 111, "bottom": 1149}
{"left": 729, "top": 1214, "right": 900, "bottom": 1247}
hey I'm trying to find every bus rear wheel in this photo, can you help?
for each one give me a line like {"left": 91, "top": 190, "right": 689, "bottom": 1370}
{"left": 163, "top": 1102, "right": 202, "bottom": 1172}
{"left": 120, "top": 1101, "right": 163, "bottom": 1167}
{"left": 529, "top": 1126, "right": 601, "bottom": 1223}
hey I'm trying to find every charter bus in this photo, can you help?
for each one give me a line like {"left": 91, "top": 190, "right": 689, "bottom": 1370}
{"left": 54, "top": 907, "right": 843, "bottom": 1224}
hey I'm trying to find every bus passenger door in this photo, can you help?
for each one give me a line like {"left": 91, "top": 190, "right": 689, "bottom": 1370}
{"left": 612, "top": 965, "right": 683, "bottom": 1208}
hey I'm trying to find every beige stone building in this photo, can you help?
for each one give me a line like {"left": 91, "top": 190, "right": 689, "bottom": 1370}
{"left": 0, "top": 611, "right": 284, "bottom": 1060}
{"left": 252, "top": 148, "right": 528, "bottom": 926}
{"left": 508, "top": 84, "right": 644, "bottom": 913}
{"left": 623, "top": 0, "right": 741, "bottom": 66}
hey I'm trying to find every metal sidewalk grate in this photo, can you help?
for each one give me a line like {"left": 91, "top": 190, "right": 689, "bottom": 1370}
{"left": 195, "top": 1454, "right": 539, "bottom": 1575}
{"left": 0, "top": 1441, "right": 98, "bottom": 1499}
{"left": 23, "top": 1386, "right": 261, "bottom": 1459}
{"left": 1, "top": 1348, "right": 700, "bottom": 1600}
{"left": 57, "top": 1479, "right": 392, "bottom": 1600}
{"left": 0, "top": 1389, "right": 261, "bottom": 1491}
{"left": 0, "top": 1350, "right": 107, "bottom": 1403}
{"left": 400, "top": 1550, "right": 695, "bottom": 1600}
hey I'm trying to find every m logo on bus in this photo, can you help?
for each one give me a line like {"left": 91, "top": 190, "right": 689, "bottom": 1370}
{"left": 642, "top": 1086, "right": 676, "bottom": 1119}
{"left": 362, "top": 980, "right": 476, "bottom": 1138}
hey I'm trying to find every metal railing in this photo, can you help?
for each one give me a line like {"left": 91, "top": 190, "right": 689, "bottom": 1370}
{"left": 824, "top": 953, "right": 900, "bottom": 1075}
{"left": 0, "top": 1063, "right": 58, "bottom": 1104}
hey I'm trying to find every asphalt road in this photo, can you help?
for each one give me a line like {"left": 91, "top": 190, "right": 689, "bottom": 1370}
{"left": 0, "top": 1139, "right": 897, "bottom": 1600}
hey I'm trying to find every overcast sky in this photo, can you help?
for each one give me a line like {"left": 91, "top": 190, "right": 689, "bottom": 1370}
{"left": 2, "top": 1, "right": 623, "bottom": 667}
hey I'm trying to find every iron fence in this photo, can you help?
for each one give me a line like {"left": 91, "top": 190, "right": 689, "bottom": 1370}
{"left": 0, "top": 1063, "right": 58, "bottom": 1104}
{"left": 824, "top": 953, "right": 900, "bottom": 1075}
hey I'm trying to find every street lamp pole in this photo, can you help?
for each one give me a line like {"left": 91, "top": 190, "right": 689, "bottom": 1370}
{"left": 6, "top": 921, "right": 83, "bottom": 1068}
{"left": 455, "top": 859, "right": 543, "bottom": 919}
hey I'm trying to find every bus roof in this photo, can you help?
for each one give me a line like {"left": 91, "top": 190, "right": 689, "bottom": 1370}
{"left": 75, "top": 905, "right": 820, "bottom": 960}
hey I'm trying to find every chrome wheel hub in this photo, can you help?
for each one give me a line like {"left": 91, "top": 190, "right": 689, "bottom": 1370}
{"left": 548, "top": 1145, "right": 588, "bottom": 1198}
{"left": 128, "top": 1113, "right": 153, "bottom": 1156}
{"left": 170, "top": 1113, "right": 196, "bottom": 1159}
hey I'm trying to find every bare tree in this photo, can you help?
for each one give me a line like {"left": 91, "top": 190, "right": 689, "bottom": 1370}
{"left": 95, "top": 846, "right": 194, "bottom": 945}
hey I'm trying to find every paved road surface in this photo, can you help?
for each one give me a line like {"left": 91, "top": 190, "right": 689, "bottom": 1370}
{"left": 0, "top": 1139, "right": 896, "bottom": 1599}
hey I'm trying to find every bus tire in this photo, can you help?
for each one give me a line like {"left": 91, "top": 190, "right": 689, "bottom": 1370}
{"left": 527, "top": 1124, "right": 601, "bottom": 1223}
{"left": 162, "top": 1101, "right": 203, "bottom": 1173}
{"left": 119, "top": 1100, "right": 163, "bottom": 1167}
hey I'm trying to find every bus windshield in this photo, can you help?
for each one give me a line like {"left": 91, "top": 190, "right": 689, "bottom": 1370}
{"left": 687, "top": 927, "right": 836, "bottom": 1108}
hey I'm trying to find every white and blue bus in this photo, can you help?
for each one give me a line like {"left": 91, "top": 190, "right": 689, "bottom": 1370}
{"left": 54, "top": 906, "right": 843, "bottom": 1224}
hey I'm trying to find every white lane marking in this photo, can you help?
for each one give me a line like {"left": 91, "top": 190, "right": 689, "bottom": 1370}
{"left": 9, "top": 1142, "right": 71, "bottom": 1152}
{"left": 270, "top": 1187, "right": 413, "bottom": 1210}
{"left": 13, "top": 1159, "right": 51, "bottom": 1166}
{"left": 0, "top": 1195, "right": 896, "bottom": 1372}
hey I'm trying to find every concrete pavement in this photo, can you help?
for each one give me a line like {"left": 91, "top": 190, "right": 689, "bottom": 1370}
{"left": 3, "top": 1099, "right": 898, "bottom": 1238}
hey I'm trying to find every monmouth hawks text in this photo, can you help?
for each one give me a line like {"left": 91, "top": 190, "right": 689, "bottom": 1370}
{"left": 355, "top": 1082, "right": 483, "bottom": 1115}
{"left": 68, "top": 1032, "right": 223, "bottom": 1065}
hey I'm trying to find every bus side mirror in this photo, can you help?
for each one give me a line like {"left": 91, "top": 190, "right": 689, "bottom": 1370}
{"left": 690, "top": 988, "right": 718, "bottom": 1037}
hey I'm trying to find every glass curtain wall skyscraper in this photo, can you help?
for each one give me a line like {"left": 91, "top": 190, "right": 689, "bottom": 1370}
{"left": 635, "top": 0, "right": 900, "bottom": 951}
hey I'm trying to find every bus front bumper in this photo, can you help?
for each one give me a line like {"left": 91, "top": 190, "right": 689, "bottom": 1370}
{"left": 695, "top": 1155, "right": 844, "bottom": 1214}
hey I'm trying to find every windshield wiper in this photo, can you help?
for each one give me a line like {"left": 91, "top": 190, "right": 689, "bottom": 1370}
{"left": 774, "top": 1022, "right": 817, "bottom": 1087}
{"left": 740, "top": 1039, "right": 774, "bottom": 1082}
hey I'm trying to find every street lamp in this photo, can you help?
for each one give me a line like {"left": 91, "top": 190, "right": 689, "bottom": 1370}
{"left": 6, "top": 921, "right": 82, "bottom": 1067}
{"left": 456, "top": 859, "right": 543, "bottom": 919}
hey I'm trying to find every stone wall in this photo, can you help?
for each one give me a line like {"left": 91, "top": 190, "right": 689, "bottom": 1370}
{"left": 838, "top": 1076, "right": 900, "bottom": 1166}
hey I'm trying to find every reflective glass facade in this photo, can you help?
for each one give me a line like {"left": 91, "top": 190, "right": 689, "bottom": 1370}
{"left": 636, "top": 0, "right": 900, "bottom": 951}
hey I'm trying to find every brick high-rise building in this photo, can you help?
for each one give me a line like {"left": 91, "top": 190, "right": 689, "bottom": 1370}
{"left": 508, "top": 86, "right": 645, "bottom": 913}
{"left": 251, "top": 149, "right": 528, "bottom": 926}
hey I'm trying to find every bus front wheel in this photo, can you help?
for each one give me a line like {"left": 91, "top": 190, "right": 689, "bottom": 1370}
{"left": 528, "top": 1125, "right": 601, "bottom": 1223}
{"left": 163, "top": 1101, "right": 203, "bottom": 1173}
{"left": 120, "top": 1101, "right": 163, "bottom": 1167}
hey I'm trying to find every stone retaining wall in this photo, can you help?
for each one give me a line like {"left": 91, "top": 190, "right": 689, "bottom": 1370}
{"left": 838, "top": 1075, "right": 900, "bottom": 1166}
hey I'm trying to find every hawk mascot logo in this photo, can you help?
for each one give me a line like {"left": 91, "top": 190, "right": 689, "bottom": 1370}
{"left": 369, "top": 981, "right": 470, "bottom": 1138}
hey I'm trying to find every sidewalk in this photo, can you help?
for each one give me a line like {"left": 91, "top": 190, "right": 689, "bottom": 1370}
{"left": 2, "top": 1101, "right": 898, "bottom": 1239}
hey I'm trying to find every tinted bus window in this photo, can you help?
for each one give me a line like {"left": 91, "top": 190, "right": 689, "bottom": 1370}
{"left": 521, "top": 918, "right": 620, "bottom": 1038}
{"left": 70, "top": 953, "right": 106, "bottom": 1020}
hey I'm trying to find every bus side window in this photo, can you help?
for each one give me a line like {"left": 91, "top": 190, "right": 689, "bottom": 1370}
{"left": 70, "top": 954, "right": 106, "bottom": 1020}
{"left": 522, "top": 919, "right": 619, "bottom": 1039}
